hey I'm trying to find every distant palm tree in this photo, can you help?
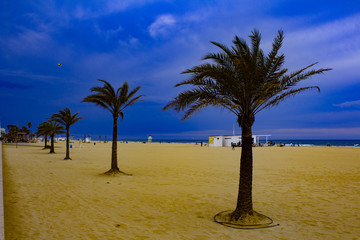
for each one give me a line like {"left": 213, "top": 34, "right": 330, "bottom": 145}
{"left": 37, "top": 121, "right": 65, "bottom": 153}
{"left": 51, "top": 108, "right": 83, "bottom": 159}
{"left": 82, "top": 79, "right": 143, "bottom": 175}
{"left": 27, "top": 122, "right": 32, "bottom": 141}
{"left": 36, "top": 121, "right": 50, "bottom": 149}
{"left": 164, "top": 29, "right": 331, "bottom": 227}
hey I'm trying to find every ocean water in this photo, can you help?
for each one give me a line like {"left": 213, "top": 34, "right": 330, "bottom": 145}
{"left": 268, "top": 139, "right": 360, "bottom": 147}
{"left": 67, "top": 134, "right": 360, "bottom": 147}
{"left": 120, "top": 139, "right": 360, "bottom": 147}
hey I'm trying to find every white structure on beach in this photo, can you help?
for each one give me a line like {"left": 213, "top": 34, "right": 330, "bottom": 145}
{"left": 0, "top": 128, "right": 5, "bottom": 138}
{"left": 208, "top": 135, "right": 271, "bottom": 147}
{"left": 148, "top": 135, "right": 152, "bottom": 143}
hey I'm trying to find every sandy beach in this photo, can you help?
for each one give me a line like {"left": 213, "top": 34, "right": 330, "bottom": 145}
{"left": 2, "top": 142, "right": 360, "bottom": 239}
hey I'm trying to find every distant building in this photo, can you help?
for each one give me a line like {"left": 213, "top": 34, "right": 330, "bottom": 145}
{"left": 148, "top": 135, "right": 152, "bottom": 143}
{"left": 208, "top": 135, "right": 271, "bottom": 147}
{"left": 0, "top": 128, "right": 5, "bottom": 138}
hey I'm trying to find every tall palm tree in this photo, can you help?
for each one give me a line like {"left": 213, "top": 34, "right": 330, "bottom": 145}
{"left": 82, "top": 79, "right": 143, "bottom": 175}
{"left": 37, "top": 121, "right": 65, "bottom": 153}
{"left": 51, "top": 107, "right": 83, "bottom": 159}
{"left": 164, "top": 29, "right": 331, "bottom": 227}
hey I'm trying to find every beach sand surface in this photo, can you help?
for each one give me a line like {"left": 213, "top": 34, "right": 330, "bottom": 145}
{"left": 2, "top": 142, "right": 360, "bottom": 240}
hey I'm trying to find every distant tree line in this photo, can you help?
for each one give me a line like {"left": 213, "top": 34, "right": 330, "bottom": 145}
{"left": 2, "top": 122, "right": 34, "bottom": 143}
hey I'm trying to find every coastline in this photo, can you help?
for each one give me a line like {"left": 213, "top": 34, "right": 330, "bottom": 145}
{"left": 50, "top": 137, "right": 360, "bottom": 147}
{"left": 2, "top": 142, "right": 360, "bottom": 239}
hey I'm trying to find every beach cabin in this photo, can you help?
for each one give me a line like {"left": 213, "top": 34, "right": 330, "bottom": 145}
{"left": 208, "top": 135, "right": 270, "bottom": 147}
{"left": 0, "top": 128, "right": 5, "bottom": 138}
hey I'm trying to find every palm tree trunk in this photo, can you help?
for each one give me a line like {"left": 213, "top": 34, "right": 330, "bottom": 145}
{"left": 232, "top": 123, "right": 254, "bottom": 219}
{"left": 44, "top": 136, "right": 48, "bottom": 149}
{"left": 65, "top": 127, "right": 71, "bottom": 159}
{"left": 50, "top": 135, "right": 55, "bottom": 153}
{"left": 110, "top": 116, "right": 119, "bottom": 172}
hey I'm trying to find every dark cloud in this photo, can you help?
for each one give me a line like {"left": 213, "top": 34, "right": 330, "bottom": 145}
{"left": 0, "top": 79, "right": 31, "bottom": 89}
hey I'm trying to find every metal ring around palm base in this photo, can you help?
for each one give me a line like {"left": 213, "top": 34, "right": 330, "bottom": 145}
{"left": 214, "top": 211, "right": 280, "bottom": 229}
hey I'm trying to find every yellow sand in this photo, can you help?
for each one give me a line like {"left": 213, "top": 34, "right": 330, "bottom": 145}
{"left": 2, "top": 142, "right": 360, "bottom": 240}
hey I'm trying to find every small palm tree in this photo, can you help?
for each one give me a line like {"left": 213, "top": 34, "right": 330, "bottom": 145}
{"left": 164, "top": 29, "right": 331, "bottom": 227}
{"left": 27, "top": 122, "right": 32, "bottom": 141}
{"left": 37, "top": 121, "right": 65, "bottom": 153}
{"left": 82, "top": 79, "right": 143, "bottom": 175}
{"left": 51, "top": 107, "right": 83, "bottom": 159}
{"left": 36, "top": 121, "right": 50, "bottom": 149}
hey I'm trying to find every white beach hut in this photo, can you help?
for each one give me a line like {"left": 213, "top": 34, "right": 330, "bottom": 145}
{"left": 208, "top": 134, "right": 270, "bottom": 147}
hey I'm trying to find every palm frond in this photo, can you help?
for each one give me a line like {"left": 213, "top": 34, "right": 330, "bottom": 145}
{"left": 120, "top": 95, "right": 144, "bottom": 112}
{"left": 249, "top": 29, "right": 261, "bottom": 60}
{"left": 164, "top": 29, "right": 331, "bottom": 126}
{"left": 256, "top": 86, "right": 320, "bottom": 113}
{"left": 83, "top": 79, "right": 143, "bottom": 119}
{"left": 82, "top": 95, "right": 114, "bottom": 114}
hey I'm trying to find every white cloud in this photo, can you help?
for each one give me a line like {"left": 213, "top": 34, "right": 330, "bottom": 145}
{"left": 65, "top": 0, "right": 167, "bottom": 20}
{"left": 0, "top": 69, "right": 61, "bottom": 83}
{"left": 333, "top": 100, "right": 360, "bottom": 108}
{"left": 105, "top": 0, "right": 162, "bottom": 15}
{"left": 2, "top": 29, "right": 51, "bottom": 54}
{"left": 284, "top": 14, "right": 360, "bottom": 63}
{"left": 118, "top": 36, "right": 140, "bottom": 48}
{"left": 148, "top": 14, "right": 177, "bottom": 38}
{"left": 287, "top": 14, "right": 360, "bottom": 45}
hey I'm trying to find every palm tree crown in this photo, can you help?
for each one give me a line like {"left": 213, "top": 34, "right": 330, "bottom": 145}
{"left": 82, "top": 79, "right": 143, "bottom": 119}
{"left": 36, "top": 121, "right": 51, "bottom": 148}
{"left": 51, "top": 107, "right": 83, "bottom": 128}
{"left": 164, "top": 30, "right": 331, "bottom": 127}
{"left": 37, "top": 121, "right": 50, "bottom": 136}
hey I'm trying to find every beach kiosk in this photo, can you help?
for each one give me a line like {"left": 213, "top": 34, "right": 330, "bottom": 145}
{"left": 148, "top": 135, "right": 152, "bottom": 143}
{"left": 209, "top": 135, "right": 270, "bottom": 147}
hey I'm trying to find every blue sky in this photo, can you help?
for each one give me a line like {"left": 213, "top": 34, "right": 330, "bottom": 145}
{"left": 1, "top": 0, "right": 360, "bottom": 140}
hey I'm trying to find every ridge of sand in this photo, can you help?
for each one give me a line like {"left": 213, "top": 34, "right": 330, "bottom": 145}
{"left": 3, "top": 142, "right": 360, "bottom": 239}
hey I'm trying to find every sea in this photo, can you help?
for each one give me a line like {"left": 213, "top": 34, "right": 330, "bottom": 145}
{"left": 71, "top": 135, "right": 360, "bottom": 147}
{"left": 130, "top": 139, "right": 360, "bottom": 147}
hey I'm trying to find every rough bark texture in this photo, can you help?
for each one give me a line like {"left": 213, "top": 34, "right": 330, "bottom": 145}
{"left": 65, "top": 127, "right": 71, "bottom": 159}
{"left": 43, "top": 136, "right": 48, "bottom": 149}
{"left": 50, "top": 135, "right": 55, "bottom": 153}
{"left": 214, "top": 115, "right": 273, "bottom": 227}
{"left": 107, "top": 116, "right": 120, "bottom": 174}
{"left": 104, "top": 116, "right": 132, "bottom": 176}
{"left": 231, "top": 123, "right": 254, "bottom": 219}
